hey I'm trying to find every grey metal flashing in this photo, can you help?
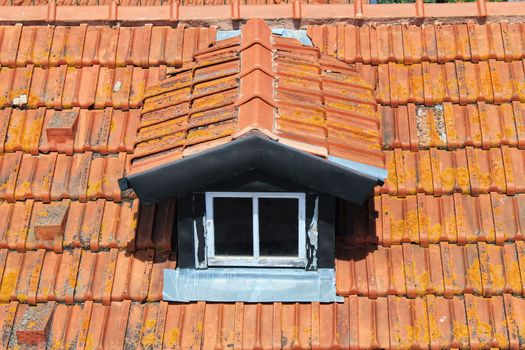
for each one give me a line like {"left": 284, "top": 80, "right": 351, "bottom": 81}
{"left": 216, "top": 29, "right": 240, "bottom": 41}
{"left": 163, "top": 268, "right": 342, "bottom": 302}
{"left": 216, "top": 28, "right": 313, "bottom": 46}
{"left": 121, "top": 134, "right": 384, "bottom": 205}
{"left": 271, "top": 28, "right": 313, "bottom": 45}
{"left": 328, "top": 155, "right": 388, "bottom": 182}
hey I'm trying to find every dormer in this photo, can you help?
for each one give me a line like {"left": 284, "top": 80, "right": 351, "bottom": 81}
{"left": 119, "top": 19, "right": 386, "bottom": 303}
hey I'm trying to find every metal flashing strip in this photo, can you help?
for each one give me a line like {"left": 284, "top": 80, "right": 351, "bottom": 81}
{"left": 216, "top": 29, "right": 312, "bottom": 46}
{"left": 271, "top": 28, "right": 313, "bottom": 46}
{"left": 163, "top": 268, "right": 342, "bottom": 302}
{"left": 216, "top": 30, "right": 240, "bottom": 41}
{"left": 328, "top": 155, "right": 388, "bottom": 182}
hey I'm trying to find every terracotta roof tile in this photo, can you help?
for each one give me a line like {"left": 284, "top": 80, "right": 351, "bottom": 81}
{"left": 0, "top": 199, "right": 178, "bottom": 252}
{"left": 0, "top": 65, "right": 163, "bottom": 110}
{"left": 378, "top": 148, "right": 525, "bottom": 196}
{"left": 0, "top": 249, "right": 176, "bottom": 304}
{"left": 336, "top": 241, "right": 525, "bottom": 298}
{"left": 0, "top": 24, "right": 216, "bottom": 69}
{"left": 0, "top": 152, "right": 128, "bottom": 202}
{"left": 40, "top": 107, "right": 137, "bottom": 148}
{"left": 308, "top": 23, "right": 525, "bottom": 65}
{"left": 0, "top": 200, "right": 523, "bottom": 303}
{"left": 0, "top": 295, "right": 524, "bottom": 348}
{"left": 372, "top": 60, "right": 525, "bottom": 106}
{"left": 1, "top": 1, "right": 525, "bottom": 23}
{"left": 381, "top": 102, "right": 525, "bottom": 151}
{"left": 369, "top": 193, "right": 525, "bottom": 246}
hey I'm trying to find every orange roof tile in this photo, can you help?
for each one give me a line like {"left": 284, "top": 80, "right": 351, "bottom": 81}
{"left": 1, "top": 295, "right": 525, "bottom": 348}
{"left": 0, "top": 8, "right": 523, "bottom": 348}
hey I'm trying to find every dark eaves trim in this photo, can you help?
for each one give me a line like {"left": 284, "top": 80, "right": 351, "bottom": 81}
{"left": 119, "top": 134, "right": 383, "bottom": 205}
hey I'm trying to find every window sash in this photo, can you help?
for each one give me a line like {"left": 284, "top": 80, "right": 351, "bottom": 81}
{"left": 205, "top": 192, "right": 306, "bottom": 267}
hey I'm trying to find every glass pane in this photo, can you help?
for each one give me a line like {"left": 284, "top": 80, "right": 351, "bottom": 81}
{"left": 259, "top": 198, "right": 299, "bottom": 257}
{"left": 213, "top": 197, "right": 253, "bottom": 256}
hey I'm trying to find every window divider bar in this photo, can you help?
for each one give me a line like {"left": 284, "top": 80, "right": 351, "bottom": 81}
{"left": 253, "top": 195, "right": 260, "bottom": 259}
{"left": 298, "top": 193, "right": 306, "bottom": 260}
{"left": 205, "top": 193, "right": 215, "bottom": 258}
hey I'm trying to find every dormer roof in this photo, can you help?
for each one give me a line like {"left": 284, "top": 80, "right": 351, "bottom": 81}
{"left": 121, "top": 18, "right": 386, "bottom": 204}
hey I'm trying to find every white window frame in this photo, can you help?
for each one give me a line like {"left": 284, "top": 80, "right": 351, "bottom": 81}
{"left": 204, "top": 192, "right": 306, "bottom": 267}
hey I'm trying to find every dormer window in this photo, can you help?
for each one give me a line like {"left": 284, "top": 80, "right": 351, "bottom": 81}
{"left": 119, "top": 19, "right": 387, "bottom": 303}
{"left": 175, "top": 186, "right": 325, "bottom": 272}
{"left": 205, "top": 192, "right": 306, "bottom": 267}
{"left": 121, "top": 131, "right": 388, "bottom": 302}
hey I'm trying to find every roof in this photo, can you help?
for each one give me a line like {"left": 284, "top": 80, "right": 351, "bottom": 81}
{"left": 121, "top": 18, "right": 384, "bottom": 204}
{"left": 0, "top": 0, "right": 352, "bottom": 6}
{"left": 0, "top": 4, "right": 524, "bottom": 349}
{"left": 132, "top": 19, "right": 381, "bottom": 169}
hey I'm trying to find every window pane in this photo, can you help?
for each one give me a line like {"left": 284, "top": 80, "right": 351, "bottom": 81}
{"left": 213, "top": 197, "right": 253, "bottom": 256}
{"left": 259, "top": 198, "right": 299, "bottom": 257}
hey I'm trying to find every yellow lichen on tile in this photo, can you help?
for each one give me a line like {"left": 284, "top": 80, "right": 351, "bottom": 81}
{"left": 390, "top": 217, "right": 406, "bottom": 243}
{"left": 506, "top": 259, "right": 522, "bottom": 292}
{"left": 406, "top": 209, "right": 419, "bottom": 242}
{"left": 141, "top": 319, "right": 158, "bottom": 346}
{"left": 471, "top": 163, "right": 491, "bottom": 190}
{"left": 492, "top": 160, "right": 506, "bottom": 191}
{"left": 87, "top": 177, "right": 108, "bottom": 197}
{"left": 467, "top": 258, "right": 482, "bottom": 293}
{"left": 386, "top": 155, "right": 398, "bottom": 189}
{"left": 488, "top": 262, "right": 505, "bottom": 292}
{"left": 456, "top": 167, "right": 470, "bottom": 193}
{"left": 16, "top": 181, "right": 31, "bottom": 194}
{"left": 443, "top": 214, "right": 458, "bottom": 242}
{"left": 452, "top": 321, "right": 469, "bottom": 345}
{"left": 426, "top": 310, "right": 442, "bottom": 344}
{"left": 441, "top": 167, "right": 456, "bottom": 192}
{"left": 398, "top": 324, "right": 414, "bottom": 350}
{"left": 418, "top": 154, "right": 433, "bottom": 193}
{"left": 0, "top": 271, "right": 18, "bottom": 302}
{"left": 414, "top": 270, "right": 431, "bottom": 296}
{"left": 24, "top": 117, "right": 44, "bottom": 151}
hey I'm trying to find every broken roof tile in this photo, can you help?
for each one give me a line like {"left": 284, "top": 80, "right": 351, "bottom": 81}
{"left": 0, "top": 198, "right": 176, "bottom": 254}
{"left": 37, "top": 108, "right": 141, "bottom": 155}
{"left": 29, "top": 201, "right": 70, "bottom": 252}
{"left": 42, "top": 108, "right": 79, "bottom": 156}
{"left": 14, "top": 301, "right": 54, "bottom": 346}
